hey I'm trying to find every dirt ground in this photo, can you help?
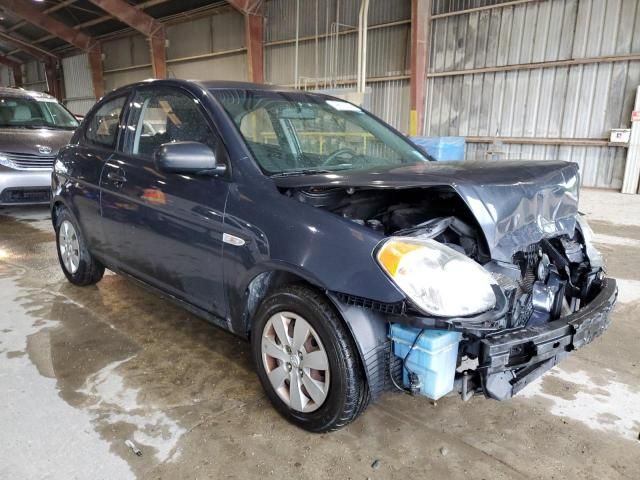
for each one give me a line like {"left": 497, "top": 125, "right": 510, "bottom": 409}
{"left": 1, "top": 188, "right": 639, "bottom": 480}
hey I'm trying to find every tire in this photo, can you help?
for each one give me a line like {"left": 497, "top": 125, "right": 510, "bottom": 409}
{"left": 251, "top": 284, "right": 369, "bottom": 432}
{"left": 55, "top": 208, "right": 104, "bottom": 286}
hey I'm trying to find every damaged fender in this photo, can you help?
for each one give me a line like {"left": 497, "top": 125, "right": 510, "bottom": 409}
{"left": 327, "top": 292, "right": 390, "bottom": 399}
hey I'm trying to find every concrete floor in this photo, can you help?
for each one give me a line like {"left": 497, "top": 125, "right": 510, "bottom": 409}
{"left": 0, "top": 188, "right": 639, "bottom": 480}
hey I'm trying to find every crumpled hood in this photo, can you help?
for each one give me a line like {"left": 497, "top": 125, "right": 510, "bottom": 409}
{"left": 0, "top": 128, "right": 73, "bottom": 156}
{"left": 273, "top": 160, "right": 580, "bottom": 262}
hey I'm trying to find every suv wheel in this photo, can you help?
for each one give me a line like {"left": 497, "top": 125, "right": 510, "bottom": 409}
{"left": 55, "top": 208, "right": 104, "bottom": 286}
{"left": 251, "top": 285, "right": 369, "bottom": 432}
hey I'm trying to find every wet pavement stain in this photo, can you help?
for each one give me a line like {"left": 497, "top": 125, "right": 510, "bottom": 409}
{"left": 520, "top": 365, "right": 640, "bottom": 441}
{"left": 0, "top": 259, "right": 256, "bottom": 478}
{"left": 0, "top": 267, "right": 135, "bottom": 479}
{"left": 2, "top": 203, "right": 640, "bottom": 480}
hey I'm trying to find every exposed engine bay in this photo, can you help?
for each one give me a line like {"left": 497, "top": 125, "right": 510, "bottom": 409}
{"left": 285, "top": 185, "right": 605, "bottom": 330}
{"left": 284, "top": 184, "right": 612, "bottom": 401}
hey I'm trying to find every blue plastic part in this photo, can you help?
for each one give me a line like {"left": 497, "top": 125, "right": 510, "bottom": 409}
{"left": 411, "top": 136, "right": 465, "bottom": 161}
{"left": 389, "top": 324, "right": 461, "bottom": 400}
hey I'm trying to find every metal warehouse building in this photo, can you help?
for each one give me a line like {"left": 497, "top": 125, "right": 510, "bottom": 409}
{"left": 1, "top": 0, "right": 639, "bottom": 192}
{"left": 2, "top": 1, "right": 640, "bottom": 478}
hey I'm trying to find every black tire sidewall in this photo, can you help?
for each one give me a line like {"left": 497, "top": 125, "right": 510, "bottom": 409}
{"left": 251, "top": 287, "right": 361, "bottom": 432}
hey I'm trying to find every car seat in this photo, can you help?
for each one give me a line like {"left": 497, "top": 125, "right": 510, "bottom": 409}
{"left": 12, "top": 105, "right": 32, "bottom": 122}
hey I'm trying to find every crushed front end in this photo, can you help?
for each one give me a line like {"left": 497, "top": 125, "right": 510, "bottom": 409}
{"left": 279, "top": 160, "right": 617, "bottom": 402}
{"left": 380, "top": 215, "right": 617, "bottom": 402}
{"left": 463, "top": 219, "right": 617, "bottom": 401}
{"left": 478, "top": 276, "right": 616, "bottom": 400}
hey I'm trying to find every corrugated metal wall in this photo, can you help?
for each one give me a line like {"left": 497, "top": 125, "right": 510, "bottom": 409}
{"left": 264, "top": 0, "right": 411, "bottom": 133}
{"left": 103, "top": 34, "right": 153, "bottom": 91}
{"left": 425, "top": 0, "right": 639, "bottom": 189}
{"left": 102, "top": 8, "right": 247, "bottom": 92}
{"left": 24, "top": 61, "right": 47, "bottom": 92}
{"left": 166, "top": 9, "right": 247, "bottom": 80}
{"left": 10, "top": 0, "right": 628, "bottom": 190}
{"left": 0, "top": 66, "right": 14, "bottom": 87}
{"left": 62, "top": 53, "right": 96, "bottom": 115}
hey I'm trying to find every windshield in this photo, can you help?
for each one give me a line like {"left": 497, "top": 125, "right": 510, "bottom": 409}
{"left": 0, "top": 96, "right": 79, "bottom": 130}
{"left": 211, "top": 89, "right": 430, "bottom": 175}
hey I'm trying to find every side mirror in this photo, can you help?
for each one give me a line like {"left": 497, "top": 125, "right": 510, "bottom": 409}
{"left": 154, "top": 141, "right": 227, "bottom": 175}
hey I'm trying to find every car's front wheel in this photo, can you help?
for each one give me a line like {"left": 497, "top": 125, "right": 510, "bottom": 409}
{"left": 251, "top": 285, "right": 369, "bottom": 432}
{"left": 55, "top": 208, "right": 104, "bottom": 286}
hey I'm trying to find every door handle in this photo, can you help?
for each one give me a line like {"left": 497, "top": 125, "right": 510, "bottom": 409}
{"left": 107, "top": 171, "right": 127, "bottom": 185}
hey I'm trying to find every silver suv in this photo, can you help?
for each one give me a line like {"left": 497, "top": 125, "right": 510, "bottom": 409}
{"left": 0, "top": 88, "right": 78, "bottom": 205}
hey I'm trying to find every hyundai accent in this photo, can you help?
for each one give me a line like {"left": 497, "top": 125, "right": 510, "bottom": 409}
{"left": 51, "top": 80, "right": 617, "bottom": 432}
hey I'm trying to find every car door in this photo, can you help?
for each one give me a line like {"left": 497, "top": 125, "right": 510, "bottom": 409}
{"left": 63, "top": 94, "right": 128, "bottom": 254}
{"left": 99, "top": 86, "right": 230, "bottom": 317}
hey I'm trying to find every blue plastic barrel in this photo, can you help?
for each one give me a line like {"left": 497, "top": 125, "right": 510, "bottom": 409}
{"left": 411, "top": 136, "right": 465, "bottom": 161}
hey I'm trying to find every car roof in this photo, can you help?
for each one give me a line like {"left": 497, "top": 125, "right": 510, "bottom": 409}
{"left": 104, "top": 78, "right": 311, "bottom": 98}
{"left": 0, "top": 87, "right": 57, "bottom": 100}
{"left": 199, "top": 80, "right": 300, "bottom": 93}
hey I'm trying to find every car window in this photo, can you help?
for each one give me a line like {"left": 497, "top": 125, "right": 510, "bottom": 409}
{"left": 287, "top": 109, "right": 374, "bottom": 158}
{"left": 85, "top": 96, "right": 126, "bottom": 148}
{"left": 125, "top": 89, "right": 217, "bottom": 159}
{"left": 212, "top": 89, "right": 429, "bottom": 175}
{"left": 239, "top": 108, "right": 278, "bottom": 146}
{"left": 0, "top": 95, "right": 78, "bottom": 130}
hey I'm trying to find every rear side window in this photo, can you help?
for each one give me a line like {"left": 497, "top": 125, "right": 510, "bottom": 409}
{"left": 85, "top": 96, "right": 126, "bottom": 148}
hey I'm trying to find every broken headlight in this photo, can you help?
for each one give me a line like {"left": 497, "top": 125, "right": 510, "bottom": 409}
{"left": 376, "top": 237, "right": 497, "bottom": 317}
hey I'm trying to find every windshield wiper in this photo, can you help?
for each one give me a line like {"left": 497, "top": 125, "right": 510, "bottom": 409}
{"left": 270, "top": 168, "right": 335, "bottom": 177}
{"left": 270, "top": 165, "right": 354, "bottom": 177}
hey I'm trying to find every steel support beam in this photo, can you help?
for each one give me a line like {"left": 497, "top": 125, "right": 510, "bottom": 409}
{"left": 8, "top": 0, "right": 174, "bottom": 55}
{"left": 44, "top": 60, "right": 63, "bottom": 99}
{"left": 6, "top": 0, "right": 78, "bottom": 35}
{"left": 149, "top": 28, "right": 167, "bottom": 80}
{"left": 0, "top": 31, "right": 59, "bottom": 61}
{"left": 0, "top": 32, "right": 60, "bottom": 97}
{"left": 410, "top": 0, "right": 431, "bottom": 136}
{"left": 0, "top": 0, "right": 104, "bottom": 99}
{"left": 87, "top": 44, "right": 105, "bottom": 99}
{"left": 0, "top": 32, "right": 60, "bottom": 98}
{"left": 226, "top": 0, "right": 262, "bottom": 15}
{"left": 465, "top": 136, "right": 611, "bottom": 147}
{"left": 88, "top": 0, "right": 167, "bottom": 79}
{"left": 228, "top": 0, "right": 264, "bottom": 83}
{"left": 244, "top": 12, "right": 263, "bottom": 82}
{"left": 0, "top": 0, "right": 94, "bottom": 51}
{"left": 427, "top": 53, "right": 640, "bottom": 78}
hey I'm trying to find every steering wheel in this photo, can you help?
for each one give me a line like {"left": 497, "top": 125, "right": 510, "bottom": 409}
{"left": 321, "top": 148, "right": 359, "bottom": 167}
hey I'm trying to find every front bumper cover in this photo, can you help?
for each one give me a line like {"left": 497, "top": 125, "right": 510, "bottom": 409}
{"left": 0, "top": 168, "right": 52, "bottom": 205}
{"left": 479, "top": 278, "right": 617, "bottom": 400}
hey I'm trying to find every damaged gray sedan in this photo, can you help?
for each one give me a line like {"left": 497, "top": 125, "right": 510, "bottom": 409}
{"left": 52, "top": 80, "right": 617, "bottom": 433}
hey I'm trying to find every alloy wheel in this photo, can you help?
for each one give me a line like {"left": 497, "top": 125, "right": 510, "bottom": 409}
{"left": 261, "top": 311, "right": 330, "bottom": 412}
{"left": 59, "top": 220, "right": 80, "bottom": 274}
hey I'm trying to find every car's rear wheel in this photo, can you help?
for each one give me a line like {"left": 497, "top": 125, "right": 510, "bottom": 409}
{"left": 251, "top": 284, "right": 369, "bottom": 432}
{"left": 55, "top": 208, "right": 104, "bottom": 286}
